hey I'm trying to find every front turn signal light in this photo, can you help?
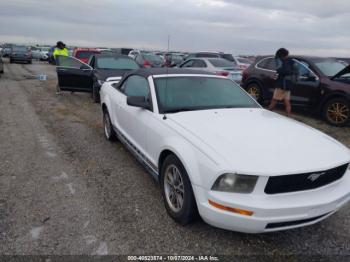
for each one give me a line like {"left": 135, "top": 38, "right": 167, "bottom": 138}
{"left": 208, "top": 199, "right": 253, "bottom": 216}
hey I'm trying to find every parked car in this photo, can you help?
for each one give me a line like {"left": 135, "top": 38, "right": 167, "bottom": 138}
{"left": 2, "top": 44, "right": 13, "bottom": 57}
{"left": 72, "top": 48, "right": 101, "bottom": 63}
{"left": 31, "top": 46, "right": 48, "bottom": 61}
{"left": 179, "top": 57, "right": 242, "bottom": 83}
{"left": 100, "top": 68, "right": 350, "bottom": 233}
{"left": 134, "top": 52, "right": 164, "bottom": 68}
{"left": 242, "top": 56, "right": 350, "bottom": 126}
{"left": 9, "top": 45, "right": 32, "bottom": 64}
{"left": 164, "top": 53, "right": 185, "bottom": 67}
{"left": 128, "top": 49, "right": 149, "bottom": 59}
{"left": 55, "top": 54, "right": 139, "bottom": 102}
{"left": 184, "top": 52, "right": 235, "bottom": 62}
{"left": 232, "top": 56, "right": 252, "bottom": 70}
{"left": 0, "top": 56, "right": 4, "bottom": 77}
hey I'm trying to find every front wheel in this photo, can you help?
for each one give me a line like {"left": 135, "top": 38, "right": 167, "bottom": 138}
{"left": 323, "top": 98, "right": 350, "bottom": 127}
{"left": 103, "top": 109, "right": 116, "bottom": 141}
{"left": 160, "top": 155, "right": 198, "bottom": 225}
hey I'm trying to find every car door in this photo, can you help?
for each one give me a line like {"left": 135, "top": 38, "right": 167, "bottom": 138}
{"left": 115, "top": 75, "right": 153, "bottom": 153}
{"left": 290, "top": 60, "right": 320, "bottom": 107}
{"left": 255, "top": 57, "right": 277, "bottom": 98}
{"left": 56, "top": 55, "right": 93, "bottom": 92}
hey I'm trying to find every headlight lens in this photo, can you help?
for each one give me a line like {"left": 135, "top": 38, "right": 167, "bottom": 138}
{"left": 211, "top": 174, "right": 258, "bottom": 193}
{"left": 97, "top": 80, "right": 105, "bottom": 86}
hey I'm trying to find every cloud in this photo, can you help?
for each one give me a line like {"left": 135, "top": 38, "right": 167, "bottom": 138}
{"left": 0, "top": 0, "right": 349, "bottom": 56}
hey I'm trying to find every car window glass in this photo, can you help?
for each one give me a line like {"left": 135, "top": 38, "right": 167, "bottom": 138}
{"left": 192, "top": 60, "right": 207, "bottom": 68}
{"left": 257, "top": 58, "right": 275, "bottom": 70}
{"left": 96, "top": 57, "right": 139, "bottom": 70}
{"left": 294, "top": 61, "right": 313, "bottom": 77}
{"left": 56, "top": 56, "right": 85, "bottom": 68}
{"left": 181, "top": 60, "right": 194, "bottom": 68}
{"left": 122, "top": 75, "right": 150, "bottom": 99}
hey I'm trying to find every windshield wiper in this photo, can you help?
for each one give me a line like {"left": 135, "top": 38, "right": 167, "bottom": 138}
{"left": 163, "top": 107, "right": 202, "bottom": 113}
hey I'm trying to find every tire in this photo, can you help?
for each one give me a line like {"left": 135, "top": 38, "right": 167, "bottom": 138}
{"left": 92, "top": 83, "right": 100, "bottom": 103}
{"left": 322, "top": 97, "right": 350, "bottom": 127}
{"left": 160, "top": 154, "right": 198, "bottom": 225}
{"left": 103, "top": 109, "right": 116, "bottom": 141}
{"left": 246, "top": 82, "right": 263, "bottom": 103}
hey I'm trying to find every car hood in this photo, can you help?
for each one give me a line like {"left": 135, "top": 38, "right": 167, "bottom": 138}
{"left": 95, "top": 69, "right": 133, "bottom": 81}
{"left": 331, "top": 65, "right": 350, "bottom": 80}
{"left": 166, "top": 108, "right": 350, "bottom": 176}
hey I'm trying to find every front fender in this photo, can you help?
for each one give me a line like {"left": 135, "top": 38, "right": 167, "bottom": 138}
{"left": 158, "top": 136, "right": 219, "bottom": 188}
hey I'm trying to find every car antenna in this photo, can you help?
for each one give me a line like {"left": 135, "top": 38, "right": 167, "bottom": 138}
{"left": 163, "top": 34, "right": 170, "bottom": 120}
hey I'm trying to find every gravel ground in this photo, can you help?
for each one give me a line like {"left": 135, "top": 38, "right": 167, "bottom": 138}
{"left": 0, "top": 60, "right": 349, "bottom": 260}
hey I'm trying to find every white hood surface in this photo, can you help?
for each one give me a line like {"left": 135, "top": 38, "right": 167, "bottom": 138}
{"left": 167, "top": 108, "right": 350, "bottom": 176}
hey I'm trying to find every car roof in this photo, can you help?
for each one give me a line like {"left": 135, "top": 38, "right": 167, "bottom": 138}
{"left": 124, "top": 68, "right": 215, "bottom": 78}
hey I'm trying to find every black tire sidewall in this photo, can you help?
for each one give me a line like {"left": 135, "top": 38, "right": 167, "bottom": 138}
{"left": 160, "top": 154, "right": 198, "bottom": 225}
{"left": 323, "top": 98, "right": 350, "bottom": 127}
{"left": 103, "top": 109, "right": 115, "bottom": 141}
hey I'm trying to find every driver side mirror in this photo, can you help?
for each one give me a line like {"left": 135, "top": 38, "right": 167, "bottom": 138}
{"left": 127, "top": 96, "right": 150, "bottom": 110}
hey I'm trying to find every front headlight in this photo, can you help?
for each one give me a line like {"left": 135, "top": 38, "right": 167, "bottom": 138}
{"left": 97, "top": 80, "right": 105, "bottom": 86}
{"left": 211, "top": 173, "right": 258, "bottom": 194}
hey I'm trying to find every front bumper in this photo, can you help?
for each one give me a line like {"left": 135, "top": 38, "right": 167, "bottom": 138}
{"left": 194, "top": 170, "right": 350, "bottom": 233}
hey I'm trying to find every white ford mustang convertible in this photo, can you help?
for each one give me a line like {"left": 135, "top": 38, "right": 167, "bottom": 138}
{"left": 100, "top": 68, "right": 350, "bottom": 233}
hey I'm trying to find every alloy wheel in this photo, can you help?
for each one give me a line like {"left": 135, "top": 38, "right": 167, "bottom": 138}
{"left": 164, "top": 164, "right": 185, "bottom": 213}
{"left": 326, "top": 102, "right": 349, "bottom": 125}
{"left": 247, "top": 85, "right": 261, "bottom": 101}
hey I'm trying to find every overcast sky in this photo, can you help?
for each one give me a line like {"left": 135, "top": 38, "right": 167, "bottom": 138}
{"left": 0, "top": 0, "right": 349, "bottom": 56}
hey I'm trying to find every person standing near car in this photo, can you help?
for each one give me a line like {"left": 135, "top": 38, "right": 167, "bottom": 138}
{"left": 268, "top": 48, "right": 297, "bottom": 116}
{"left": 53, "top": 41, "right": 69, "bottom": 94}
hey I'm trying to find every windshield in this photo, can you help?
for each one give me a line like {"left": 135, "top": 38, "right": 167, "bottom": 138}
{"left": 208, "top": 58, "right": 235, "bottom": 68}
{"left": 154, "top": 77, "right": 259, "bottom": 113}
{"left": 313, "top": 59, "right": 348, "bottom": 77}
{"left": 143, "top": 53, "right": 162, "bottom": 62}
{"left": 12, "top": 46, "right": 27, "bottom": 52}
{"left": 96, "top": 57, "right": 139, "bottom": 70}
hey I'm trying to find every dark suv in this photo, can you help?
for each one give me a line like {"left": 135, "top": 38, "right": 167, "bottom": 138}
{"left": 242, "top": 56, "right": 350, "bottom": 126}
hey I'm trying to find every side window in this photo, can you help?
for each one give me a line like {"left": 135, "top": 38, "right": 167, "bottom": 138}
{"left": 257, "top": 58, "right": 276, "bottom": 71}
{"left": 89, "top": 57, "right": 95, "bottom": 67}
{"left": 181, "top": 60, "right": 194, "bottom": 68}
{"left": 294, "top": 60, "right": 317, "bottom": 80}
{"left": 192, "top": 60, "right": 207, "bottom": 68}
{"left": 121, "top": 75, "right": 150, "bottom": 99}
{"left": 56, "top": 56, "right": 86, "bottom": 69}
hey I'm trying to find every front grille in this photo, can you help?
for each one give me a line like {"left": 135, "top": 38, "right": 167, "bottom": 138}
{"left": 265, "top": 164, "right": 348, "bottom": 194}
{"left": 265, "top": 213, "right": 330, "bottom": 229}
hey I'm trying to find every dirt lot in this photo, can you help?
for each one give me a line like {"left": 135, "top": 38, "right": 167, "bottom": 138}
{"left": 0, "top": 59, "right": 349, "bottom": 258}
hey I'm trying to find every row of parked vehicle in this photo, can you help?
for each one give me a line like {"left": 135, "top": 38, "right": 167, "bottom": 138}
{"left": 55, "top": 47, "right": 350, "bottom": 127}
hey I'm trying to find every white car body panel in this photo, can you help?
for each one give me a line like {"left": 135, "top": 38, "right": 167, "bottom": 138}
{"left": 100, "top": 73, "right": 350, "bottom": 233}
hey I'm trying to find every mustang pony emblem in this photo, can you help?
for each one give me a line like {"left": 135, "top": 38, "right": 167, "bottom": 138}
{"left": 307, "top": 172, "right": 326, "bottom": 182}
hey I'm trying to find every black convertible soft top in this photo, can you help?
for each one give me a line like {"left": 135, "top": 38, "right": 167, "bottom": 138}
{"left": 124, "top": 68, "right": 215, "bottom": 78}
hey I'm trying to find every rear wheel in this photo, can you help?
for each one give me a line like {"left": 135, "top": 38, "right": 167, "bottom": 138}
{"left": 246, "top": 83, "right": 263, "bottom": 103}
{"left": 160, "top": 154, "right": 198, "bottom": 225}
{"left": 103, "top": 109, "right": 116, "bottom": 141}
{"left": 322, "top": 98, "right": 350, "bottom": 126}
